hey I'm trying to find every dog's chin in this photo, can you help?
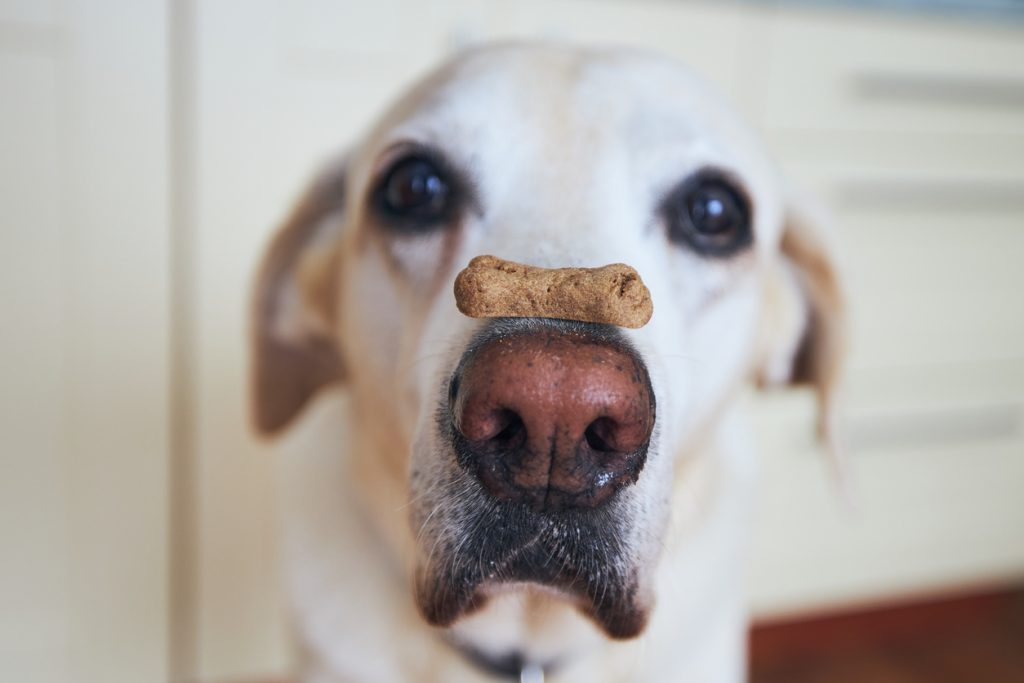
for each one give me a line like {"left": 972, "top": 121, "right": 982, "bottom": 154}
{"left": 441, "top": 582, "right": 615, "bottom": 675}
{"left": 475, "top": 580, "right": 650, "bottom": 640}
{"left": 418, "top": 574, "right": 649, "bottom": 641}
{"left": 412, "top": 503, "right": 651, "bottom": 640}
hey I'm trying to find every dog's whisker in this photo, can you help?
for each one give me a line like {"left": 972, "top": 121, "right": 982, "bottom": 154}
{"left": 422, "top": 519, "right": 452, "bottom": 583}
{"left": 438, "top": 481, "right": 485, "bottom": 579}
{"left": 399, "top": 487, "right": 436, "bottom": 514}
{"left": 415, "top": 497, "right": 449, "bottom": 548}
{"left": 449, "top": 503, "right": 485, "bottom": 570}
{"left": 541, "top": 535, "right": 559, "bottom": 570}
{"left": 554, "top": 535, "right": 575, "bottom": 579}
{"left": 398, "top": 475, "right": 463, "bottom": 513}
{"left": 596, "top": 567, "right": 611, "bottom": 613}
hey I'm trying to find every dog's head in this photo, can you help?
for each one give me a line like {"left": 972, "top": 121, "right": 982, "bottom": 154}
{"left": 252, "top": 44, "right": 843, "bottom": 669}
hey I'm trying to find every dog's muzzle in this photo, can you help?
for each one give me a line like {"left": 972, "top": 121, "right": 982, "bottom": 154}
{"left": 415, "top": 319, "right": 656, "bottom": 639}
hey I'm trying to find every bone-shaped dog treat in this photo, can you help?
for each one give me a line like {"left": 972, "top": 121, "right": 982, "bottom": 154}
{"left": 454, "top": 255, "right": 653, "bottom": 329}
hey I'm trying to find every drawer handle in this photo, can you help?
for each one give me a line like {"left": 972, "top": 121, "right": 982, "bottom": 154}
{"left": 853, "top": 72, "right": 1024, "bottom": 110}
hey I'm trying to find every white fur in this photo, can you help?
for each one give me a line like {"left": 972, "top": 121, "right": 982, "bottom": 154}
{"left": 260, "top": 44, "right": 831, "bottom": 683}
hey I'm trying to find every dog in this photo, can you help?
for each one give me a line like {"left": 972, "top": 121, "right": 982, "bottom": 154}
{"left": 251, "top": 43, "right": 844, "bottom": 683}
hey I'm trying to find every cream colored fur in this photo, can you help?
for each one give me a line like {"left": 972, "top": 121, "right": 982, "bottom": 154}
{"left": 252, "top": 43, "right": 844, "bottom": 683}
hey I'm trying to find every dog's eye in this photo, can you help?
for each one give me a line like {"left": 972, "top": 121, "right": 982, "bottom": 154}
{"left": 666, "top": 174, "right": 752, "bottom": 256}
{"left": 377, "top": 156, "right": 451, "bottom": 223}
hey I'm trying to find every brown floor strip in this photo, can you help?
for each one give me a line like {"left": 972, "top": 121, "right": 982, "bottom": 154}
{"left": 749, "top": 586, "right": 1024, "bottom": 683}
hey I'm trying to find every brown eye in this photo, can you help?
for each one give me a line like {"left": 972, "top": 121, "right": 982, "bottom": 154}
{"left": 666, "top": 173, "right": 752, "bottom": 256}
{"left": 378, "top": 157, "right": 451, "bottom": 223}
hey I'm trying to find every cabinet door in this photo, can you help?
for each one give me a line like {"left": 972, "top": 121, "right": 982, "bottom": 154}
{"left": 0, "top": 1, "right": 171, "bottom": 682}
{"left": 747, "top": 7, "right": 1024, "bottom": 619}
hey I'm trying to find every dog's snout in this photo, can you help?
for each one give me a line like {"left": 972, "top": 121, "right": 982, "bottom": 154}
{"left": 451, "top": 328, "right": 655, "bottom": 512}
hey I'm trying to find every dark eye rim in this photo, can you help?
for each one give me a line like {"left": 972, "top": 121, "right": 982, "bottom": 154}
{"left": 662, "top": 169, "right": 754, "bottom": 258}
{"left": 369, "top": 145, "right": 468, "bottom": 233}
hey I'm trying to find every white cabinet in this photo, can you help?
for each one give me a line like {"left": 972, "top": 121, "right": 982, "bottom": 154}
{"left": 747, "top": 5, "right": 1024, "bottom": 618}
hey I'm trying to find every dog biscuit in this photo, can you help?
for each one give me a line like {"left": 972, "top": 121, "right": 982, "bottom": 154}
{"left": 454, "top": 255, "right": 653, "bottom": 328}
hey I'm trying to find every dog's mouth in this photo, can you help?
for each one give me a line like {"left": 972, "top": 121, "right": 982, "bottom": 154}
{"left": 413, "top": 495, "right": 650, "bottom": 640}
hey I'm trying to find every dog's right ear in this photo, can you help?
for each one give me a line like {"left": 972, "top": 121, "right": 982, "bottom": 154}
{"left": 251, "top": 159, "right": 348, "bottom": 436}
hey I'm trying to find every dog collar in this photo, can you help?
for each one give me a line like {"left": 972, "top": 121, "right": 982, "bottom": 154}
{"left": 449, "top": 640, "right": 551, "bottom": 682}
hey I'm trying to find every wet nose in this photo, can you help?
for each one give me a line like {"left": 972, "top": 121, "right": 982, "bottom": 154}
{"left": 450, "top": 328, "right": 655, "bottom": 512}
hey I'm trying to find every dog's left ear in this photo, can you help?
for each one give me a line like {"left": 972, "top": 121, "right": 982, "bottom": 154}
{"left": 250, "top": 159, "right": 348, "bottom": 436}
{"left": 757, "top": 199, "right": 847, "bottom": 452}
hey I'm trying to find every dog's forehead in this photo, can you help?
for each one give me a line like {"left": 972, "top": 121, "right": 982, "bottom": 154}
{"left": 372, "top": 45, "right": 767, "bottom": 169}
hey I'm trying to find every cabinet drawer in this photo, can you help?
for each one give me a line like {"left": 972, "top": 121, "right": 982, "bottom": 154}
{"left": 809, "top": 194, "right": 1023, "bottom": 369}
{"left": 760, "top": 9, "right": 1024, "bottom": 135}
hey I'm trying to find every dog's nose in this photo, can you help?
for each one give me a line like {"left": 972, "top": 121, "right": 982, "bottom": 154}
{"left": 451, "top": 328, "right": 655, "bottom": 512}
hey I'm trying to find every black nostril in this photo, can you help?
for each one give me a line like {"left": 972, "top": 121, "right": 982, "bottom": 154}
{"left": 492, "top": 411, "right": 525, "bottom": 445}
{"left": 584, "top": 417, "right": 617, "bottom": 453}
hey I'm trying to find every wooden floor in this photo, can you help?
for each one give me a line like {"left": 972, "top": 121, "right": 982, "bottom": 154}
{"left": 749, "top": 587, "right": 1024, "bottom": 683}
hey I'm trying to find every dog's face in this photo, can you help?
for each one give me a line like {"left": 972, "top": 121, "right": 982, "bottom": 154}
{"left": 253, "top": 45, "right": 842, "bottom": 669}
